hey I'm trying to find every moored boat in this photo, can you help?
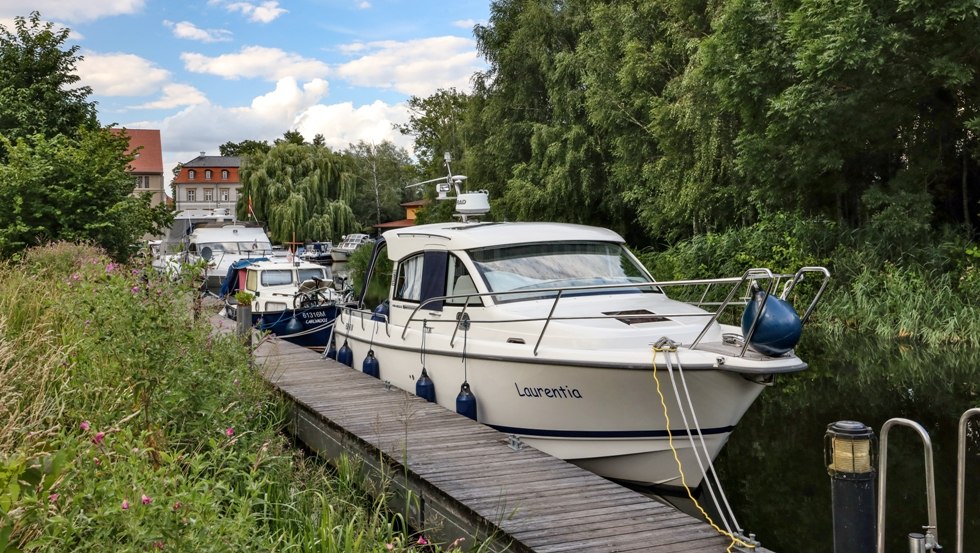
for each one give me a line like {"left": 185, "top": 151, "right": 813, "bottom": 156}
{"left": 330, "top": 233, "right": 373, "bottom": 262}
{"left": 222, "top": 257, "right": 351, "bottom": 351}
{"left": 329, "top": 169, "right": 830, "bottom": 492}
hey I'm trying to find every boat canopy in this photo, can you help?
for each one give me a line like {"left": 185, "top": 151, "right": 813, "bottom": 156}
{"left": 219, "top": 257, "right": 270, "bottom": 297}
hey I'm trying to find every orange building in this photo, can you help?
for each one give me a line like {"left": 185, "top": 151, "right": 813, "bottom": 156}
{"left": 172, "top": 154, "right": 242, "bottom": 217}
{"left": 374, "top": 199, "right": 430, "bottom": 231}
{"left": 113, "top": 128, "right": 166, "bottom": 207}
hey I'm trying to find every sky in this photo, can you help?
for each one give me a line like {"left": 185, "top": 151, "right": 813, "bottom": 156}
{"left": 0, "top": 0, "right": 490, "bottom": 180}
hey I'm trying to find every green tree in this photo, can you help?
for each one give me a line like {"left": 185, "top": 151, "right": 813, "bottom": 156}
{"left": 0, "top": 129, "right": 172, "bottom": 260}
{"left": 0, "top": 12, "right": 96, "bottom": 161}
{"left": 0, "top": 12, "right": 171, "bottom": 260}
{"left": 343, "top": 141, "right": 415, "bottom": 226}
{"left": 398, "top": 88, "right": 470, "bottom": 178}
{"left": 218, "top": 139, "right": 270, "bottom": 157}
{"left": 237, "top": 142, "right": 358, "bottom": 243}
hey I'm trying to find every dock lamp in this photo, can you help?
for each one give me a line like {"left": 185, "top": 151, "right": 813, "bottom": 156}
{"left": 825, "top": 420, "right": 877, "bottom": 553}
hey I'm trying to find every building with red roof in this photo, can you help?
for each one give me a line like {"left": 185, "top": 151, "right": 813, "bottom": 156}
{"left": 112, "top": 128, "right": 166, "bottom": 207}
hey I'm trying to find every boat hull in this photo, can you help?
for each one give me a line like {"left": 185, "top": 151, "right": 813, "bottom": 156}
{"left": 227, "top": 304, "right": 339, "bottom": 351}
{"left": 334, "top": 313, "right": 767, "bottom": 489}
{"left": 330, "top": 249, "right": 350, "bottom": 262}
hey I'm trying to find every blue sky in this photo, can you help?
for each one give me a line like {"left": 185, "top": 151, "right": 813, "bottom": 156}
{"left": 0, "top": 0, "right": 489, "bottom": 177}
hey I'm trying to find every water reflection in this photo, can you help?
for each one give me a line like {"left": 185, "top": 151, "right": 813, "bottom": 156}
{"left": 715, "top": 331, "right": 980, "bottom": 552}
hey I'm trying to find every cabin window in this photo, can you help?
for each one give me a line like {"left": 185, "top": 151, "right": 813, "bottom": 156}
{"left": 394, "top": 254, "right": 424, "bottom": 302}
{"left": 188, "top": 170, "right": 196, "bottom": 179}
{"left": 265, "top": 301, "right": 287, "bottom": 311}
{"left": 297, "top": 268, "right": 326, "bottom": 283}
{"left": 205, "top": 170, "right": 213, "bottom": 179}
{"left": 261, "top": 270, "right": 293, "bottom": 286}
{"left": 221, "top": 170, "right": 229, "bottom": 180}
{"left": 246, "top": 271, "right": 258, "bottom": 291}
{"left": 469, "top": 241, "right": 657, "bottom": 303}
{"left": 445, "top": 255, "right": 482, "bottom": 306}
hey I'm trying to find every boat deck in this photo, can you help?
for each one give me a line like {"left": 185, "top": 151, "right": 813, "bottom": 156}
{"left": 213, "top": 315, "right": 774, "bottom": 552}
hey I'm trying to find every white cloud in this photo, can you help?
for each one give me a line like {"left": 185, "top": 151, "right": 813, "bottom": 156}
{"left": 164, "top": 20, "right": 232, "bottom": 42}
{"left": 77, "top": 52, "right": 170, "bottom": 96}
{"left": 225, "top": 1, "right": 287, "bottom": 23}
{"left": 453, "top": 19, "right": 476, "bottom": 29}
{"left": 131, "top": 84, "right": 208, "bottom": 109}
{"left": 124, "top": 79, "right": 413, "bottom": 181}
{"left": 0, "top": 0, "right": 143, "bottom": 23}
{"left": 335, "top": 36, "right": 482, "bottom": 96}
{"left": 182, "top": 46, "right": 329, "bottom": 81}
{"left": 356, "top": 1, "right": 372, "bottom": 9}
{"left": 294, "top": 100, "right": 411, "bottom": 151}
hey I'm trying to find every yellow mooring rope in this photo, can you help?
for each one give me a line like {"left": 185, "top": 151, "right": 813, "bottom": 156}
{"left": 651, "top": 345, "right": 754, "bottom": 553}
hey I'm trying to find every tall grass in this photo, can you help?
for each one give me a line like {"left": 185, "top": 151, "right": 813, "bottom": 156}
{"left": 0, "top": 242, "right": 469, "bottom": 552}
{"left": 639, "top": 213, "right": 980, "bottom": 348}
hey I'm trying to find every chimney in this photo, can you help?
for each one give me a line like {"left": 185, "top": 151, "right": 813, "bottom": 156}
{"left": 199, "top": 151, "right": 205, "bottom": 156}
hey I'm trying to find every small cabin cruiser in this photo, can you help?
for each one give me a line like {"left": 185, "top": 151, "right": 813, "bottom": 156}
{"left": 301, "top": 241, "right": 333, "bottom": 263}
{"left": 222, "top": 258, "right": 350, "bottom": 351}
{"left": 184, "top": 223, "right": 273, "bottom": 289}
{"left": 329, "top": 164, "right": 830, "bottom": 492}
{"left": 330, "top": 234, "right": 373, "bottom": 262}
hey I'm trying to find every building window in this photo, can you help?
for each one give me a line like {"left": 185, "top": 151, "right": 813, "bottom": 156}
{"left": 134, "top": 175, "right": 150, "bottom": 189}
{"left": 186, "top": 189, "right": 196, "bottom": 202}
{"left": 204, "top": 189, "right": 214, "bottom": 202}
{"left": 205, "top": 169, "right": 212, "bottom": 180}
{"left": 221, "top": 170, "right": 229, "bottom": 180}
{"left": 220, "top": 188, "right": 230, "bottom": 201}
{"left": 188, "top": 169, "right": 196, "bottom": 180}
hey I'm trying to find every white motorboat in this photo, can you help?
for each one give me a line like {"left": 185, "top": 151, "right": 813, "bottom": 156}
{"left": 330, "top": 233, "right": 373, "bottom": 262}
{"left": 182, "top": 222, "right": 274, "bottom": 289}
{"left": 330, "top": 167, "right": 830, "bottom": 493}
{"left": 221, "top": 257, "right": 350, "bottom": 351}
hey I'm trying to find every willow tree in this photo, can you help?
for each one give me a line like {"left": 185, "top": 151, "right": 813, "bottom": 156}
{"left": 237, "top": 142, "right": 358, "bottom": 243}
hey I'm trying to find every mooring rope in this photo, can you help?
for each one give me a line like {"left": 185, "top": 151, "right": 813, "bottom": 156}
{"left": 651, "top": 343, "right": 754, "bottom": 552}
{"left": 662, "top": 345, "right": 743, "bottom": 535}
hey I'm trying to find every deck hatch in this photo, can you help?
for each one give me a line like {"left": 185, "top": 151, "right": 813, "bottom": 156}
{"left": 603, "top": 309, "right": 669, "bottom": 325}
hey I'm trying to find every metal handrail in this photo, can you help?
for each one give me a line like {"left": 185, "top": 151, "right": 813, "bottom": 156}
{"left": 956, "top": 407, "right": 980, "bottom": 553}
{"left": 877, "top": 418, "right": 939, "bottom": 553}
{"left": 382, "top": 266, "right": 830, "bottom": 357}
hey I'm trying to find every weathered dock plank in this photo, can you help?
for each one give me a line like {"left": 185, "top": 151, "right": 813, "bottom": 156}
{"left": 221, "top": 325, "right": 773, "bottom": 553}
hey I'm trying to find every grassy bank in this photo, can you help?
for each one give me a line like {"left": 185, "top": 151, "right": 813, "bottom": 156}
{"left": 0, "top": 243, "right": 467, "bottom": 552}
{"left": 637, "top": 213, "right": 980, "bottom": 349}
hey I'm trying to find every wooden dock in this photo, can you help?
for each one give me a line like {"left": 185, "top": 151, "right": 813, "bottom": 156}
{"left": 221, "top": 316, "right": 771, "bottom": 552}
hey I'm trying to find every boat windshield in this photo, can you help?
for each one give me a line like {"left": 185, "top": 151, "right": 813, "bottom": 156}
{"left": 468, "top": 241, "right": 657, "bottom": 303}
{"left": 297, "top": 268, "right": 327, "bottom": 283}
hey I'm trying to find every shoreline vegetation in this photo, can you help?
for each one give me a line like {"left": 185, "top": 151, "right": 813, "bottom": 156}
{"left": 0, "top": 242, "right": 471, "bottom": 552}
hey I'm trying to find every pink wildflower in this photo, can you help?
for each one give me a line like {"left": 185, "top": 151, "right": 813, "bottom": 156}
{"left": 172, "top": 501, "right": 182, "bottom": 511}
{"left": 225, "top": 427, "right": 235, "bottom": 437}
{"left": 106, "top": 263, "right": 117, "bottom": 273}
{"left": 93, "top": 457, "right": 101, "bottom": 466}
{"left": 417, "top": 536, "right": 428, "bottom": 546}
{"left": 80, "top": 420, "right": 90, "bottom": 432}
{"left": 121, "top": 499, "right": 130, "bottom": 510}
{"left": 141, "top": 494, "right": 152, "bottom": 505}
{"left": 450, "top": 537, "right": 465, "bottom": 549}
{"left": 131, "top": 286, "right": 140, "bottom": 294}
{"left": 153, "top": 541, "right": 165, "bottom": 550}
{"left": 48, "top": 493, "right": 59, "bottom": 503}
{"left": 92, "top": 431, "right": 105, "bottom": 445}
{"left": 71, "top": 272, "right": 81, "bottom": 281}
{"left": 385, "top": 544, "right": 394, "bottom": 551}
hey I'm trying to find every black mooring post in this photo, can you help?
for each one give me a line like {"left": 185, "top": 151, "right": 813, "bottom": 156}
{"left": 825, "top": 420, "right": 877, "bottom": 553}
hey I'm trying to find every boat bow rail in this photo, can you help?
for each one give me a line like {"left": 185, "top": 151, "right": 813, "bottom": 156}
{"left": 343, "top": 266, "right": 830, "bottom": 359}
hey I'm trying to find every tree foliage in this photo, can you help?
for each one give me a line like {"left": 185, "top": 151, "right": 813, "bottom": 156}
{"left": 411, "top": 0, "right": 980, "bottom": 245}
{"left": 342, "top": 140, "right": 415, "bottom": 226}
{"left": 0, "top": 129, "right": 172, "bottom": 260}
{"left": 218, "top": 139, "right": 270, "bottom": 158}
{"left": 0, "top": 11, "right": 96, "bottom": 161}
{"left": 0, "top": 12, "right": 171, "bottom": 260}
{"left": 237, "top": 142, "right": 358, "bottom": 243}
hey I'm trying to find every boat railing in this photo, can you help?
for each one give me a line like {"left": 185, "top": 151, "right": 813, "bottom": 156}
{"left": 366, "top": 266, "right": 830, "bottom": 357}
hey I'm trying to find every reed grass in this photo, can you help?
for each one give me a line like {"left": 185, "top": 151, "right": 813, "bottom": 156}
{"left": 0, "top": 242, "right": 473, "bottom": 552}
